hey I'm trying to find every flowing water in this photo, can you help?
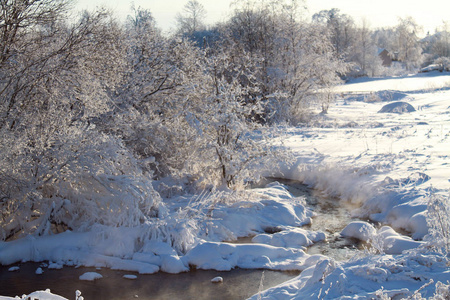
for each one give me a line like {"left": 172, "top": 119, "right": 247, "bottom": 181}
{"left": 0, "top": 263, "right": 297, "bottom": 300}
{"left": 0, "top": 179, "right": 363, "bottom": 299}
{"left": 268, "top": 178, "right": 365, "bottom": 261}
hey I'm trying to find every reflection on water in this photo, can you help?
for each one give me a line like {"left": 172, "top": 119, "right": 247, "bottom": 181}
{"left": 0, "top": 263, "right": 299, "bottom": 299}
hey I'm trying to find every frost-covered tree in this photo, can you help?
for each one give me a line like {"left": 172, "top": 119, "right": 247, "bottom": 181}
{"left": 195, "top": 49, "right": 284, "bottom": 188}
{"left": 393, "top": 16, "right": 424, "bottom": 70}
{"left": 176, "top": 0, "right": 207, "bottom": 36}
{"left": 312, "top": 8, "right": 356, "bottom": 60}
{"left": 373, "top": 28, "right": 396, "bottom": 52}
{"left": 430, "top": 22, "right": 450, "bottom": 59}
{"left": 351, "top": 19, "right": 384, "bottom": 77}
{"left": 221, "top": 1, "right": 347, "bottom": 122}
{"left": 113, "top": 11, "right": 209, "bottom": 180}
{"left": 0, "top": 3, "right": 161, "bottom": 240}
{"left": 225, "top": 0, "right": 280, "bottom": 91}
{"left": 274, "top": 21, "right": 347, "bottom": 118}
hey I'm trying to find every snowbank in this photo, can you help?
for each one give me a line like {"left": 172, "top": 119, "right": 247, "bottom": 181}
{"left": 336, "top": 73, "right": 450, "bottom": 93}
{"left": 340, "top": 221, "right": 376, "bottom": 242}
{"left": 377, "top": 226, "right": 424, "bottom": 254}
{"left": 378, "top": 101, "right": 416, "bottom": 113}
{"left": 0, "top": 183, "right": 322, "bottom": 275}
{"left": 0, "top": 289, "right": 68, "bottom": 300}
{"left": 250, "top": 253, "right": 450, "bottom": 299}
{"left": 183, "top": 241, "right": 326, "bottom": 271}
{"left": 252, "top": 227, "right": 326, "bottom": 248}
{"left": 248, "top": 73, "right": 450, "bottom": 299}
{"left": 341, "top": 222, "right": 424, "bottom": 254}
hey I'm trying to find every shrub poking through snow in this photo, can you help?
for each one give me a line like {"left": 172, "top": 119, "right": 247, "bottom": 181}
{"left": 425, "top": 191, "right": 450, "bottom": 256}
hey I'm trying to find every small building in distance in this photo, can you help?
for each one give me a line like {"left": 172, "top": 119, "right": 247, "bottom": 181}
{"left": 378, "top": 49, "right": 392, "bottom": 67}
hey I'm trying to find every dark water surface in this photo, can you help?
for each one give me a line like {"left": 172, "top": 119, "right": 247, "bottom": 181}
{"left": 266, "top": 178, "right": 364, "bottom": 260}
{"left": 0, "top": 262, "right": 298, "bottom": 299}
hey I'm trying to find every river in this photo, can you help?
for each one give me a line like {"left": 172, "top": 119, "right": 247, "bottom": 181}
{"left": 0, "top": 179, "right": 364, "bottom": 299}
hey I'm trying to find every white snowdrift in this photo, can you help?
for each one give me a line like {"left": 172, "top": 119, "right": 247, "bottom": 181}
{"left": 377, "top": 226, "right": 424, "bottom": 254}
{"left": 336, "top": 73, "right": 450, "bottom": 93}
{"left": 0, "top": 183, "right": 321, "bottom": 275}
{"left": 79, "top": 272, "right": 103, "bottom": 281}
{"left": 340, "top": 221, "right": 377, "bottom": 242}
{"left": 250, "top": 253, "right": 450, "bottom": 299}
{"left": 252, "top": 227, "right": 326, "bottom": 248}
{"left": 0, "top": 289, "right": 68, "bottom": 300}
{"left": 183, "top": 241, "right": 326, "bottom": 271}
{"left": 341, "top": 221, "right": 424, "bottom": 254}
{"left": 378, "top": 101, "right": 416, "bottom": 113}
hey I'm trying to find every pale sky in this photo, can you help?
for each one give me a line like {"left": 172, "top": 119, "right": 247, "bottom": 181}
{"left": 74, "top": 0, "right": 450, "bottom": 35}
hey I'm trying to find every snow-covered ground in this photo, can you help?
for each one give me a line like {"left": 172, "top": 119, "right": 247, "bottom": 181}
{"left": 1, "top": 73, "right": 449, "bottom": 299}
{"left": 252, "top": 73, "right": 450, "bottom": 299}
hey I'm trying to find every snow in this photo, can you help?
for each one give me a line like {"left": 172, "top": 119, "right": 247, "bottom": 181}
{"left": 376, "top": 226, "right": 424, "bottom": 254}
{"left": 79, "top": 272, "right": 103, "bottom": 281}
{"left": 183, "top": 241, "right": 326, "bottom": 271}
{"left": 1, "top": 73, "right": 449, "bottom": 299}
{"left": 7, "top": 266, "right": 19, "bottom": 272}
{"left": 336, "top": 73, "right": 450, "bottom": 93}
{"left": 252, "top": 227, "right": 326, "bottom": 248}
{"left": 340, "top": 221, "right": 377, "bottom": 242}
{"left": 249, "top": 253, "right": 450, "bottom": 299}
{"left": 247, "top": 73, "right": 450, "bottom": 299}
{"left": 0, "top": 289, "right": 68, "bottom": 300}
{"left": 340, "top": 222, "right": 424, "bottom": 254}
{"left": 211, "top": 276, "right": 223, "bottom": 283}
{"left": 378, "top": 101, "right": 416, "bottom": 113}
{"left": 48, "top": 262, "right": 63, "bottom": 269}
{"left": 123, "top": 274, "right": 138, "bottom": 279}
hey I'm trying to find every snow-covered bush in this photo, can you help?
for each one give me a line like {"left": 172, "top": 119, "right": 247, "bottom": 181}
{"left": 425, "top": 192, "right": 450, "bottom": 256}
{"left": 0, "top": 5, "right": 163, "bottom": 241}
{"left": 432, "top": 281, "right": 450, "bottom": 299}
{"left": 111, "top": 15, "right": 289, "bottom": 189}
{"left": 217, "top": 2, "right": 348, "bottom": 124}
{"left": 0, "top": 128, "right": 162, "bottom": 240}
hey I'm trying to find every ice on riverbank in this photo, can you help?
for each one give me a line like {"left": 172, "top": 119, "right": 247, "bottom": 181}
{"left": 0, "top": 289, "right": 68, "bottom": 300}
{"left": 184, "top": 241, "right": 326, "bottom": 271}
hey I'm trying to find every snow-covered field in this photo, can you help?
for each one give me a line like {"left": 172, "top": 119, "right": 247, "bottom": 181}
{"left": 254, "top": 73, "right": 450, "bottom": 299}
{"left": 1, "top": 73, "right": 449, "bottom": 299}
